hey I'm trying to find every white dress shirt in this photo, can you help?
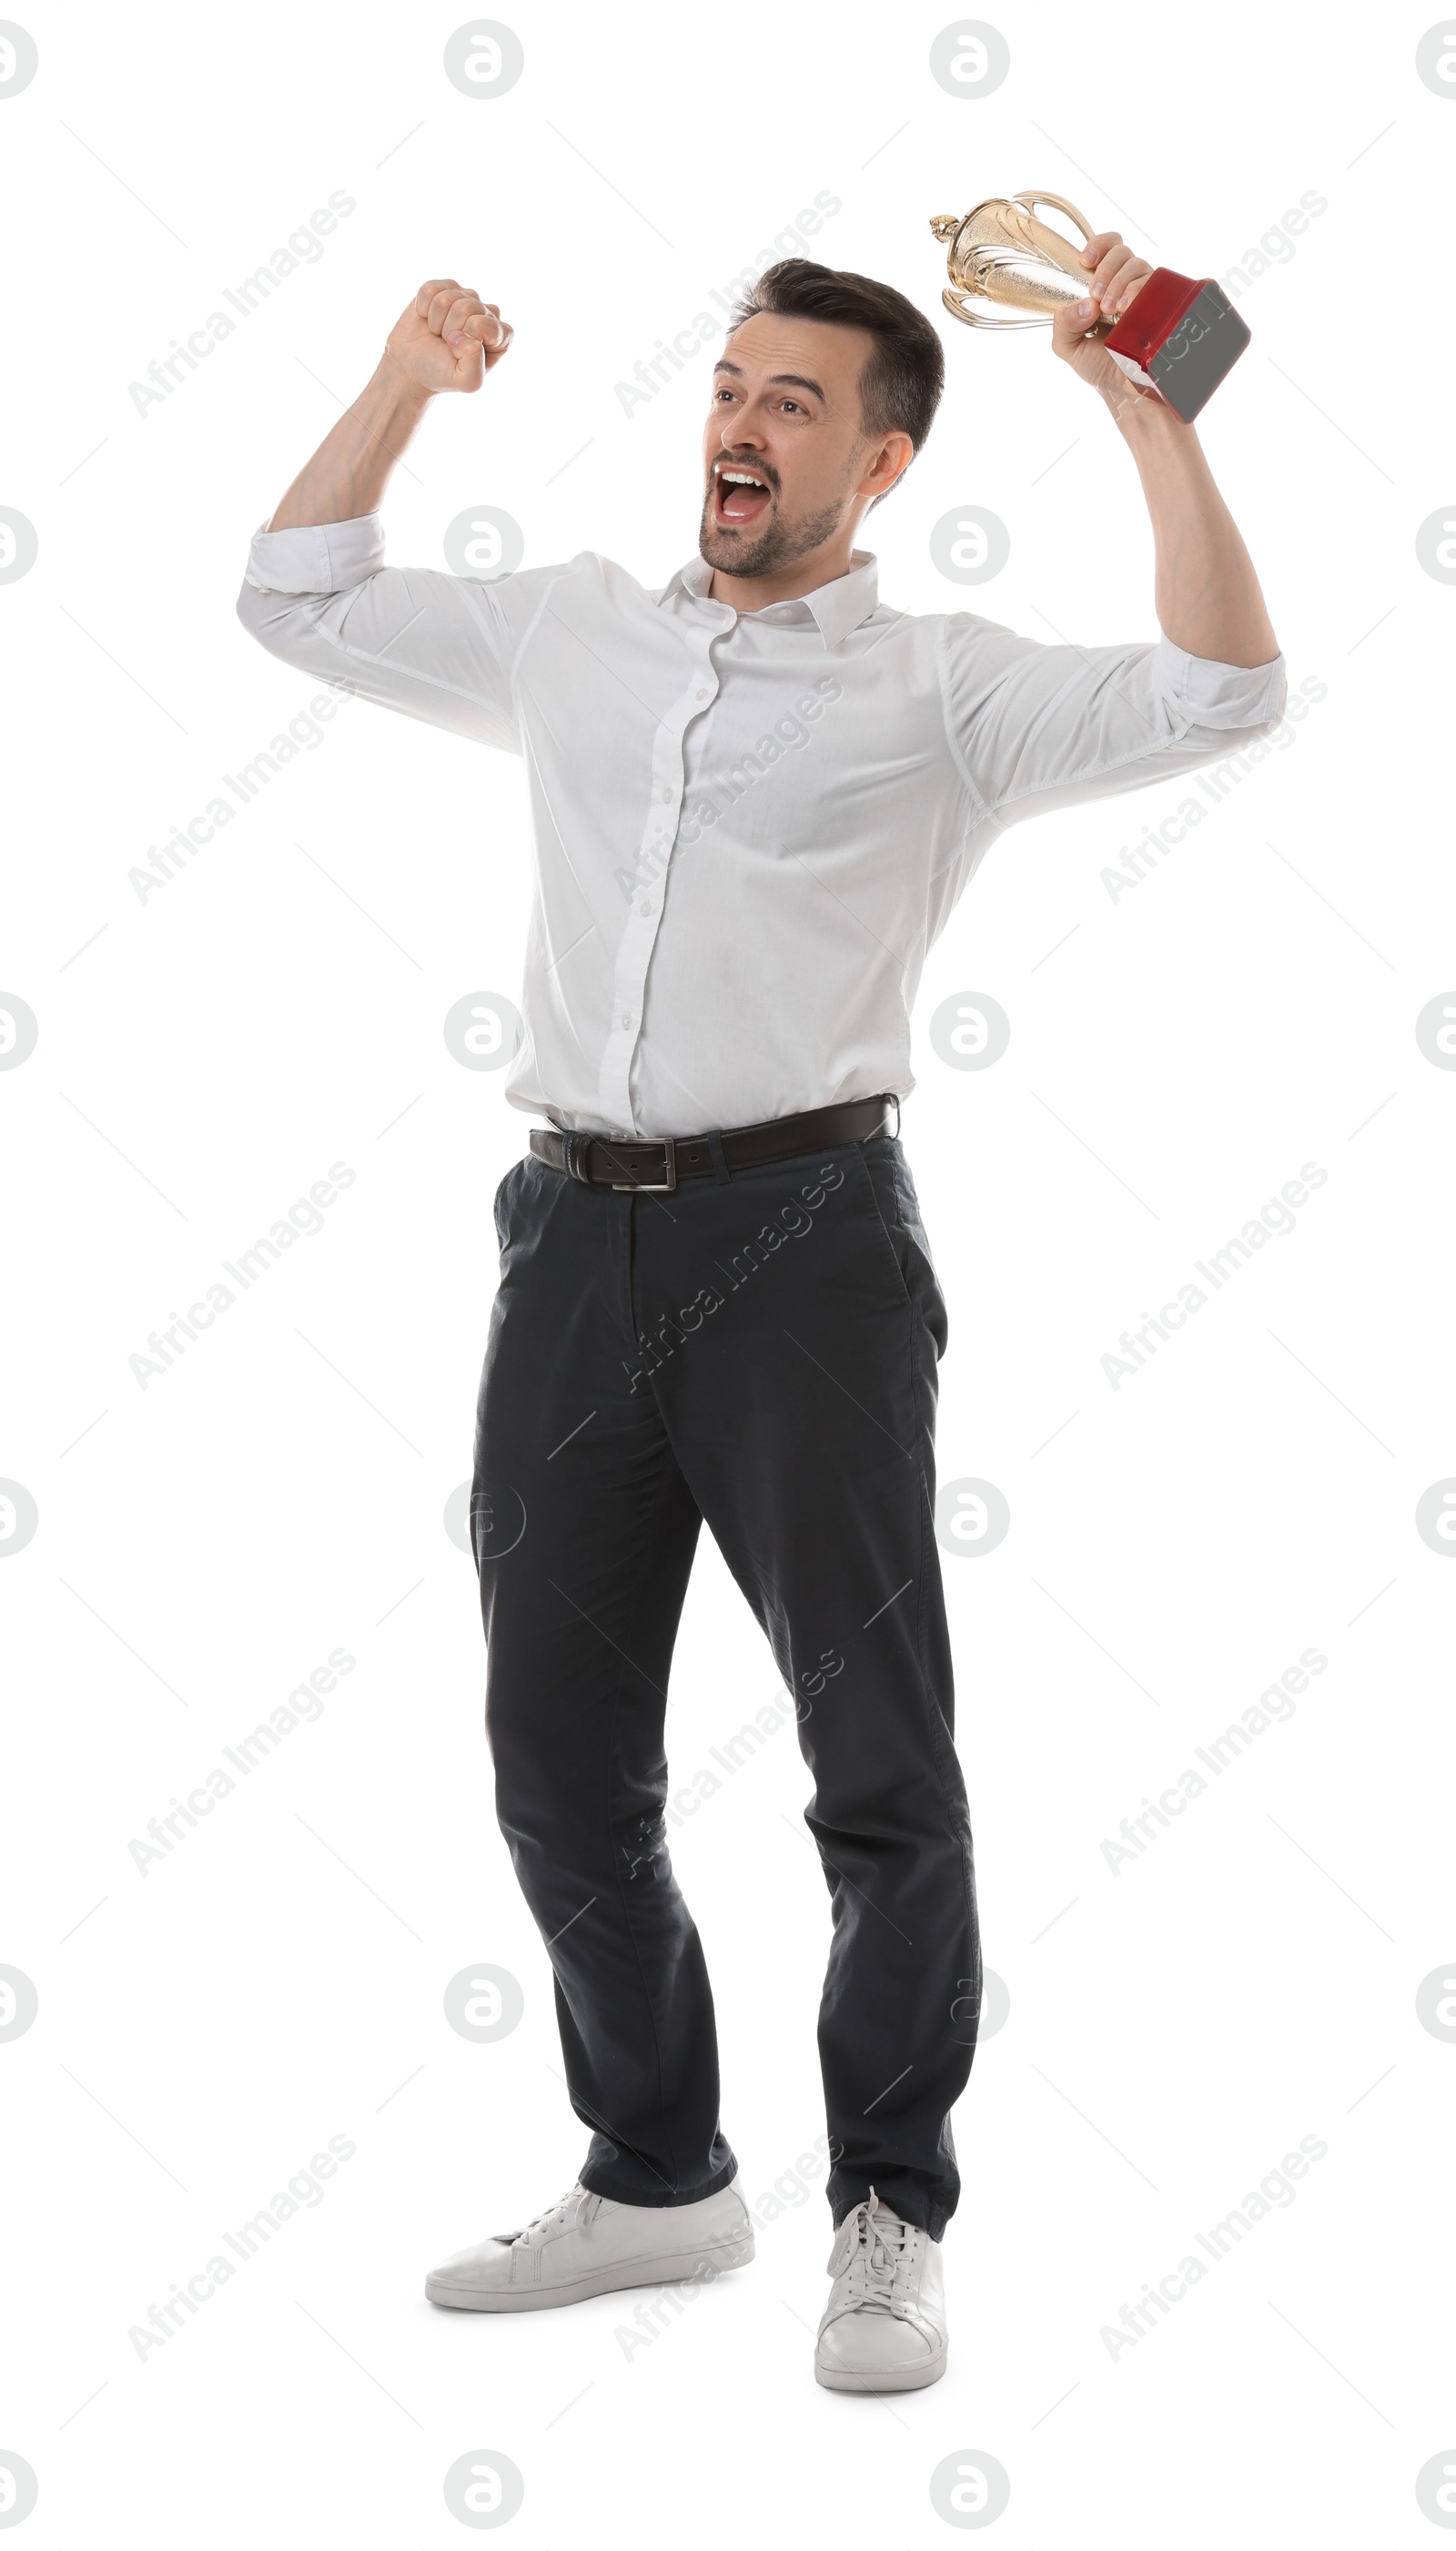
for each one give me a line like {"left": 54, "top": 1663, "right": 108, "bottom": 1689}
{"left": 238, "top": 518, "right": 1286, "bottom": 1139}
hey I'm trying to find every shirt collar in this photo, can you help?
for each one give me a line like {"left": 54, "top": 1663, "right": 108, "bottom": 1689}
{"left": 658, "top": 550, "right": 880, "bottom": 649}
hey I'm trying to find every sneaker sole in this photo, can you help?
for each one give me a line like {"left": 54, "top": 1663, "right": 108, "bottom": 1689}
{"left": 425, "top": 2231, "right": 755, "bottom": 2313}
{"left": 814, "top": 2339, "right": 948, "bottom": 2393}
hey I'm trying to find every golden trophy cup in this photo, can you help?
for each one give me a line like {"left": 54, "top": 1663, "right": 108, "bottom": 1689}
{"left": 929, "top": 191, "right": 1250, "bottom": 420}
{"left": 930, "top": 191, "right": 1102, "bottom": 329}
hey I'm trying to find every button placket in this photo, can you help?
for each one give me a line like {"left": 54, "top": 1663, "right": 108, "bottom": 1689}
{"left": 598, "top": 623, "right": 719, "bottom": 1131}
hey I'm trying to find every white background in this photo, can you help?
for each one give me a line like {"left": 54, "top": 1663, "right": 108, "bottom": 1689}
{"left": 3, "top": 1, "right": 1454, "bottom": 2541}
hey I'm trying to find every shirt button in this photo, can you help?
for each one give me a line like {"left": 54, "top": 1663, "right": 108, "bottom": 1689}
{"left": 695, "top": 688, "right": 708, "bottom": 699}
{"left": 661, "top": 789, "right": 672, "bottom": 803}
{"left": 621, "top": 1013, "right": 632, "bottom": 1028}
{"left": 639, "top": 901, "right": 652, "bottom": 916}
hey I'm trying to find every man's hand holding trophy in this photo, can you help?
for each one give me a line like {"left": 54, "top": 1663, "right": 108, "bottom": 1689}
{"left": 929, "top": 192, "right": 1251, "bottom": 421}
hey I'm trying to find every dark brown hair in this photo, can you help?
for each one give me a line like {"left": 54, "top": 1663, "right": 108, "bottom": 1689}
{"left": 727, "top": 258, "right": 945, "bottom": 494}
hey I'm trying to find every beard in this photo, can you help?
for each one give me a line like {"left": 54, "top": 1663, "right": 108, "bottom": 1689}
{"left": 697, "top": 487, "right": 847, "bottom": 582}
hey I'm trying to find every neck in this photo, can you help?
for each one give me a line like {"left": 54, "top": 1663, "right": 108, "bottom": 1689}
{"left": 707, "top": 534, "right": 862, "bottom": 614}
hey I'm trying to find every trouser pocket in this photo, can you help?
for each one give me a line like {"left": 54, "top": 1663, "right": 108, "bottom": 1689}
{"left": 858, "top": 1141, "right": 949, "bottom": 1361}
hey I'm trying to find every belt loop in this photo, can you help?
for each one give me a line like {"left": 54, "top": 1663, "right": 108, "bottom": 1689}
{"left": 705, "top": 1129, "right": 733, "bottom": 1187}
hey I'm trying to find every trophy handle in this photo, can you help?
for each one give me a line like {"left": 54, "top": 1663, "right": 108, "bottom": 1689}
{"left": 941, "top": 285, "right": 1046, "bottom": 331}
{"left": 1008, "top": 190, "right": 1098, "bottom": 280}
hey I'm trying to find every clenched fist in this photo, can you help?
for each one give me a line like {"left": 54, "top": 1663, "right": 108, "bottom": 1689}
{"left": 1050, "top": 230, "right": 1153, "bottom": 400}
{"left": 384, "top": 278, "right": 514, "bottom": 396}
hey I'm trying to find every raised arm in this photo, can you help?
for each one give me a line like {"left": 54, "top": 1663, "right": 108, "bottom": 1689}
{"left": 237, "top": 279, "right": 532, "bottom": 749}
{"left": 267, "top": 278, "right": 513, "bottom": 530}
{"left": 1051, "top": 233, "right": 1279, "bottom": 671}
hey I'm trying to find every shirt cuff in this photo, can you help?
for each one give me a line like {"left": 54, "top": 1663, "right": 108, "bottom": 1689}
{"left": 1153, "top": 635, "right": 1287, "bottom": 730}
{"left": 243, "top": 512, "right": 385, "bottom": 596}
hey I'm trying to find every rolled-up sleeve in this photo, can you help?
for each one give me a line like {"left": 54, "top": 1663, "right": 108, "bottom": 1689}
{"left": 941, "top": 612, "right": 1288, "bottom": 832}
{"left": 237, "top": 512, "right": 557, "bottom": 752}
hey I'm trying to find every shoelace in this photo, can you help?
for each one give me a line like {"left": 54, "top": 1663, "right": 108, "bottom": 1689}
{"left": 509, "top": 2184, "right": 600, "bottom": 2249}
{"left": 834, "top": 2189, "right": 915, "bottom": 2313}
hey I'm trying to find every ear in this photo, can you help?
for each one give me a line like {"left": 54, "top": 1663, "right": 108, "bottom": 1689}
{"left": 857, "top": 430, "right": 914, "bottom": 500}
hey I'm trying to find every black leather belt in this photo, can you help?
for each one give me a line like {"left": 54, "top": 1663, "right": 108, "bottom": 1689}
{"left": 529, "top": 1093, "right": 901, "bottom": 1191}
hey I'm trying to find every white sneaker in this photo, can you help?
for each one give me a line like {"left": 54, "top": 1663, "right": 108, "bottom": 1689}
{"left": 425, "top": 2176, "right": 755, "bottom": 2313}
{"left": 814, "top": 2188, "right": 948, "bottom": 2391}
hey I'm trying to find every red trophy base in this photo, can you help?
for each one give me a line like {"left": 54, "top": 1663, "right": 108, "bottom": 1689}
{"left": 1103, "top": 269, "right": 1250, "bottom": 422}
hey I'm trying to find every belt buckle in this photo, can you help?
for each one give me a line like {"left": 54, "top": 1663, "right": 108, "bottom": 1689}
{"left": 612, "top": 1136, "right": 676, "bottom": 1193}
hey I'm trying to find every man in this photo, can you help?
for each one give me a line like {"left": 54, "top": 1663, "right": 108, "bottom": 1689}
{"left": 238, "top": 243, "right": 1281, "bottom": 2393}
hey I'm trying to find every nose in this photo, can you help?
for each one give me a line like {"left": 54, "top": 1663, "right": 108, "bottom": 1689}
{"left": 722, "top": 410, "right": 768, "bottom": 451}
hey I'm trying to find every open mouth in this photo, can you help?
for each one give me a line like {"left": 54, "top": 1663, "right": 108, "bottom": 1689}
{"left": 712, "top": 461, "right": 774, "bottom": 529}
